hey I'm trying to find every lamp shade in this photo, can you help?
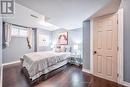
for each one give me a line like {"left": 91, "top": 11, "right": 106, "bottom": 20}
{"left": 74, "top": 45, "right": 78, "bottom": 50}
{"left": 51, "top": 44, "right": 54, "bottom": 48}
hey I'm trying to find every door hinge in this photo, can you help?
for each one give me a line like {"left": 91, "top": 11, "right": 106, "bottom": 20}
{"left": 117, "top": 20, "right": 118, "bottom": 24}
{"left": 117, "top": 73, "right": 119, "bottom": 77}
{"left": 117, "top": 46, "right": 119, "bottom": 51}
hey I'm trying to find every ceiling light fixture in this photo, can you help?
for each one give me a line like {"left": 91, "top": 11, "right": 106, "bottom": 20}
{"left": 38, "top": 20, "right": 59, "bottom": 29}
{"left": 30, "top": 14, "right": 39, "bottom": 19}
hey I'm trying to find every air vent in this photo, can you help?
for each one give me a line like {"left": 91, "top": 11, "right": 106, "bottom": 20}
{"left": 30, "top": 14, "right": 38, "bottom": 19}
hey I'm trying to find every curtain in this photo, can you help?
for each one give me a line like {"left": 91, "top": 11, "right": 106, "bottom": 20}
{"left": 4, "top": 23, "right": 12, "bottom": 47}
{"left": 27, "top": 28, "right": 33, "bottom": 49}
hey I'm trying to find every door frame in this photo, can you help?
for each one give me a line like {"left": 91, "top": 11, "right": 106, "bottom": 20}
{"left": 90, "top": 9, "right": 124, "bottom": 84}
{"left": 117, "top": 8, "right": 124, "bottom": 85}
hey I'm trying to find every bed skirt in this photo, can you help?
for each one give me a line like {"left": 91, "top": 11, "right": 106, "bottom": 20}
{"left": 21, "top": 59, "right": 69, "bottom": 85}
{"left": 31, "top": 60, "right": 68, "bottom": 80}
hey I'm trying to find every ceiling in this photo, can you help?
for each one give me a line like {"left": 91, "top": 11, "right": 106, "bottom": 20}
{"left": 89, "top": 0, "right": 121, "bottom": 19}
{"left": 14, "top": 0, "right": 112, "bottom": 30}
{"left": 3, "top": 0, "right": 121, "bottom": 31}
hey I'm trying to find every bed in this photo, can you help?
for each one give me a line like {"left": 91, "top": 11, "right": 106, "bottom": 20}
{"left": 21, "top": 51, "right": 72, "bottom": 84}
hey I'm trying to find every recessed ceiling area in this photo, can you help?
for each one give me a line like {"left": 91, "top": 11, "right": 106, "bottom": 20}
{"left": 3, "top": 0, "right": 121, "bottom": 31}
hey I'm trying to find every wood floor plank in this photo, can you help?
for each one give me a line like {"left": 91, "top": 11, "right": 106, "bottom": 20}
{"left": 3, "top": 63, "right": 125, "bottom": 87}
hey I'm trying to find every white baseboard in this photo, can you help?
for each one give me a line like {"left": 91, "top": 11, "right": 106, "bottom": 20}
{"left": 0, "top": 66, "right": 3, "bottom": 87}
{"left": 82, "top": 68, "right": 91, "bottom": 74}
{"left": 121, "top": 81, "right": 130, "bottom": 87}
{"left": 2, "top": 61, "right": 20, "bottom": 66}
{"left": 82, "top": 68, "right": 130, "bottom": 87}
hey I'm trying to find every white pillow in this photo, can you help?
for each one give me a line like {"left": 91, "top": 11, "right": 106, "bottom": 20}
{"left": 55, "top": 45, "right": 61, "bottom": 52}
{"left": 60, "top": 46, "right": 66, "bottom": 52}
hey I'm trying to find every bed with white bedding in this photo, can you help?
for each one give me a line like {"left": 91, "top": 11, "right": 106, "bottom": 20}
{"left": 21, "top": 51, "right": 72, "bottom": 81}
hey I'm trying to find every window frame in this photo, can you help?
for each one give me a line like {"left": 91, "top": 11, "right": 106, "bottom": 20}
{"left": 11, "top": 25, "right": 28, "bottom": 38}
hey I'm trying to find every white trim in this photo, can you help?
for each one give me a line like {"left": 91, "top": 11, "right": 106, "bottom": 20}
{"left": 121, "top": 81, "right": 130, "bottom": 87}
{"left": 90, "top": 20, "right": 94, "bottom": 74}
{"left": 82, "top": 68, "right": 91, "bottom": 74}
{"left": 117, "top": 8, "right": 124, "bottom": 84}
{"left": 0, "top": 66, "right": 3, "bottom": 87}
{"left": 2, "top": 61, "right": 20, "bottom": 66}
{"left": 1, "top": 61, "right": 20, "bottom": 86}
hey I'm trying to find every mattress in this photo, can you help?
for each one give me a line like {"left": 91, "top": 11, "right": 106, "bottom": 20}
{"left": 22, "top": 51, "right": 71, "bottom": 80}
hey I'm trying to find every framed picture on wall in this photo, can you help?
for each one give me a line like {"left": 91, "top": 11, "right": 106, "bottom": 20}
{"left": 38, "top": 34, "right": 49, "bottom": 46}
{"left": 58, "top": 32, "right": 68, "bottom": 45}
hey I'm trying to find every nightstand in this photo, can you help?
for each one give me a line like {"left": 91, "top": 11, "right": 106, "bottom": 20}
{"left": 69, "top": 53, "right": 82, "bottom": 66}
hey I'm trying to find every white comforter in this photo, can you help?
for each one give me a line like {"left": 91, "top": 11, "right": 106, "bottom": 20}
{"left": 22, "top": 51, "right": 71, "bottom": 78}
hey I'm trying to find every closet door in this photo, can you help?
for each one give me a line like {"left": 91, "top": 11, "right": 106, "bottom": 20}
{"left": 93, "top": 14, "right": 118, "bottom": 82}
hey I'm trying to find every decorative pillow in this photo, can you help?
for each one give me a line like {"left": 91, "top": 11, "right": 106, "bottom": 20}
{"left": 60, "top": 46, "right": 66, "bottom": 52}
{"left": 55, "top": 48, "right": 60, "bottom": 52}
{"left": 65, "top": 46, "right": 71, "bottom": 52}
{"left": 55, "top": 45, "right": 61, "bottom": 52}
{"left": 54, "top": 45, "right": 71, "bottom": 52}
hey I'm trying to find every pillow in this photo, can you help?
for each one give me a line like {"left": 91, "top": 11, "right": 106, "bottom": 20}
{"left": 65, "top": 46, "right": 71, "bottom": 52}
{"left": 55, "top": 48, "right": 61, "bottom": 52}
{"left": 60, "top": 46, "right": 66, "bottom": 52}
{"left": 55, "top": 45, "right": 61, "bottom": 52}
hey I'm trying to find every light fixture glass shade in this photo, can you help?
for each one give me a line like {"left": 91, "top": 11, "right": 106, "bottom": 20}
{"left": 38, "top": 20, "right": 59, "bottom": 29}
{"left": 74, "top": 45, "right": 78, "bottom": 50}
{"left": 51, "top": 44, "right": 54, "bottom": 48}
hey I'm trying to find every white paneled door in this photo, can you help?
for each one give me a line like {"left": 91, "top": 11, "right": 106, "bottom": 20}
{"left": 93, "top": 14, "right": 118, "bottom": 82}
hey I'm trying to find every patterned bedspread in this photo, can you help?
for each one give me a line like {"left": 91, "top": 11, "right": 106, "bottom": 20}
{"left": 22, "top": 51, "right": 71, "bottom": 78}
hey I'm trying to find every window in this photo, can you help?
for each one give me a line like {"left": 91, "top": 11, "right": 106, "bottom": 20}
{"left": 11, "top": 26, "right": 28, "bottom": 37}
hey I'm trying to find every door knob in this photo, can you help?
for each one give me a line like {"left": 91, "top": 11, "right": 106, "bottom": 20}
{"left": 93, "top": 51, "right": 97, "bottom": 55}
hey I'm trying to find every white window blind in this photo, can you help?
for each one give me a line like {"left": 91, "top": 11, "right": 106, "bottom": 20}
{"left": 11, "top": 25, "right": 28, "bottom": 37}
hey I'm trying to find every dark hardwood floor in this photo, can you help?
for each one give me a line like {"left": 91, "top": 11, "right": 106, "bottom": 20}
{"left": 3, "top": 63, "right": 125, "bottom": 87}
